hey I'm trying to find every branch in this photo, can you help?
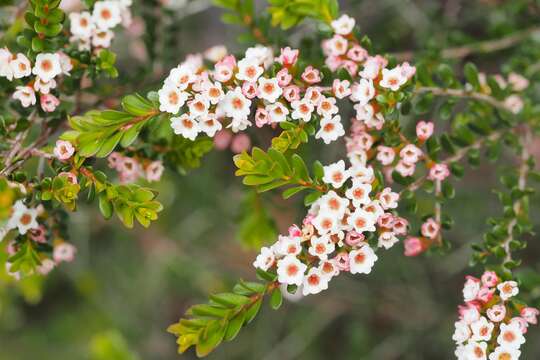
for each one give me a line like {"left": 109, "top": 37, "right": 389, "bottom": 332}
{"left": 501, "top": 129, "right": 532, "bottom": 263}
{"left": 414, "top": 86, "right": 509, "bottom": 113}
{"left": 394, "top": 26, "right": 540, "bottom": 61}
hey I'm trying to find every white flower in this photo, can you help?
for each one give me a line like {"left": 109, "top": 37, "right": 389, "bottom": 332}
{"left": 302, "top": 267, "right": 329, "bottom": 296}
{"left": 257, "top": 77, "right": 282, "bottom": 103}
{"left": 244, "top": 45, "right": 274, "bottom": 68}
{"left": 333, "top": 79, "right": 351, "bottom": 99}
{"left": 349, "top": 245, "right": 378, "bottom": 274}
{"left": 305, "top": 87, "right": 323, "bottom": 106}
{"left": 504, "top": 95, "right": 524, "bottom": 114}
{"left": 350, "top": 79, "right": 375, "bottom": 105}
{"left": 37, "top": 259, "right": 55, "bottom": 275}
{"left": 223, "top": 87, "right": 252, "bottom": 121}
{"left": 345, "top": 179, "right": 372, "bottom": 207}
{"left": 488, "top": 346, "right": 521, "bottom": 360}
{"left": 349, "top": 164, "right": 374, "bottom": 184}
{"left": 170, "top": 114, "right": 199, "bottom": 140}
{"left": 7, "top": 201, "right": 39, "bottom": 235}
{"left": 462, "top": 278, "right": 480, "bottom": 303}
{"left": 69, "top": 12, "right": 94, "bottom": 39}
{"left": 359, "top": 57, "right": 382, "bottom": 79}
{"left": 92, "top": 1, "right": 122, "bottom": 30}
{"left": 188, "top": 93, "right": 210, "bottom": 118}
{"left": 277, "top": 255, "right": 307, "bottom": 286}
{"left": 317, "top": 97, "right": 339, "bottom": 118}
{"left": 380, "top": 67, "right": 407, "bottom": 91}
{"left": 34, "top": 77, "right": 57, "bottom": 94}
{"left": 331, "top": 14, "right": 355, "bottom": 35}
{"left": 0, "top": 47, "right": 14, "bottom": 80}
{"left": 204, "top": 45, "right": 227, "bottom": 62}
{"left": 165, "top": 65, "right": 196, "bottom": 91}
{"left": 10, "top": 53, "right": 31, "bottom": 79}
{"left": 198, "top": 113, "right": 222, "bottom": 137}
{"left": 395, "top": 160, "right": 416, "bottom": 177}
{"left": 202, "top": 81, "right": 224, "bottom": 105}
{"left": 272, "top": 235, "right": 302, "bottom": 256}
{"left": 464, "top": 341, "right": 487, "bottom": 360}
{"left": 91, "top": 29, "right": 114, "bottom": 48}
{"left": 322, "top": 160, "right": 350, "bottom": 188}
{"left": 348, "top": 208, "right": 376, "bottom": 233}
{"left": 497, "top": 281, "right": 519, "bottom": 301}
{"left": 319, "top": 260, "right": 339, "bottom": 280}
{"left": 312, "top": 210, "right": 340, "bottom": 235}
{"left": 266, "top": 102, "right": 289, "bottom": 123}
{"left": 470, "top": 317, "right": 494, "bottom": 342}
{"left": 319, "top": 191, "right": 349, "bottom": 217}
{"left": 13, "top": 86, "right": 36, "bottom": 107}
{"left": 354, "top": 103, "right": 374, "bottom": 122}
{"left": 315, "top": 115, "right": 345, "bottom": 144}
{"left": 462, "top": 305, "right": 481, "bottom": 324}
{"left": 326, "top": 35, "right": 348, "bottom": 56}
{"left": 378, "top": 187, "right": 399, "bottom": 209}
{"left": 158, "top": 84, "right": 187, "bottom": 114}
{"left": 363, "top": 200, "right": 384, "bottom": 220}
{"left": 253, "top": 246, "right": 275, "bottom": 271}
{"left": 308, "top": 235, "right": 335, "bottom": 260}
{"left": 452, "top": 320, "right": 471, "bottom": 344}
{"left": 236, "top": 57, "right": 263, "bottom": 82}
{"left": 32, "top": 53, "right": 62, "bottom": 82}
{"left": 291, "top": 98, "right": 314, "bottom": 122}
{"left": 378, "top": 231, "right": 399, "bottom": 249}
{"left": 497, "top": 322, "right": 525, "bottom": 349}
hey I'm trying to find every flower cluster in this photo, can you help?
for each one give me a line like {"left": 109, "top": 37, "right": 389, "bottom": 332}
{"left": 453, "top": 272, "right": 539, "bottom": 359}
{"left": 107, "top": 152, "right": 164, "bottom": 183}
{"left": 158, "top": 14, "right": 415, "bottom": 145}
{"left": 253, "top": 157, "right": 406, "bottom": 296}
{"left": 478, "top": 72, "right": 529, "bottom": 114}
{"left": 1, "top": 48, "right": 72, "bottom": 111}
{"left": 69, "top": 0, "right": 132, "bottom": 50}
{"left": 3, "top": 200, "right": 77, "bottom": 279}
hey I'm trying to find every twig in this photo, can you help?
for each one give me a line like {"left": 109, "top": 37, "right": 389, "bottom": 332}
{"left": 393, "top": 26, "right": 540, "bottom": 61}
{"left": 501, "top": 128, "right": 531, "bottom": 263}
{"left": 414, "top": 86, "right": 509, "bottom": 113}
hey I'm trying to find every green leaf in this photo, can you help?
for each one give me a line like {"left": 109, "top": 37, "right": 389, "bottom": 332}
{"left": 269, "top": 288, "right": 282, "bottom": 310}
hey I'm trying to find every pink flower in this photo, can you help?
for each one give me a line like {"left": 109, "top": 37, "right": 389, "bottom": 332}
{"left": 459, "top": 303, "right": 481, "bottom": 324}
{"left": 213, "top": 130, "right": 232, "bottom": 150}
{"left": 481, "top": 270, "right": 499, "bottom": 287}
{"left": 277, "top": 47, "right": 299, "bottom": 67}
{"left": 288, "top": 225, "right": 302, "bottom": 238}
{"left": 399, "top": 62, "right": 416, "bottom": 79}
{"left": 145, "top": 161, "right": 164, "bottom": 182}
{"left": 230, "top": 133, "right": 251, "bottom": 154}
{"left": 377, "top": 213, "right": 395, "bottom": 229}
{"left": 29, "top": 225, "right": 47, "bottom": 243}
{"left": 283, "top": 85, "right": 300, "bottom": 102}
{"left": 303, "top": 214, "right": 315, "bottom": 226}
{"left": 340, "top": 60, "right": 358, "bottom": 77}
{"left": 521, "top": 307, "right": 539, "bottom": 325}
{"left": 476, "top": 286, "right": 495, "bottom": 303}
{"left": 54, "top": 140, "right": 75, "bottom": 160}
{"left": 333, "top": 252, "right": 350, "bottom": 271}
{"left": 108, "top": 152, "right": 123, "bottom": 170}
{"left": 301, "top": 66, "right": 321, "bottom": 84}
{"left": 276, "top": 68, "right": 292, "bottom": 87}
{"left": 58, "top": 171, "right": 78, "bottom": 184}
{"left": 40, "top": 94, "right": 60, "bottom": 112}
{"left": 332, "top": 79, "right": 351, "bottom": 99}
{"left": 325, "top": 55, "right": 343, "bottom": 72}
{"left": 392, "top": 217, "right": 409, "bottom": 235}
{"left": 345, "top": 231, "right": 365, "bottom": 247}
{"left": 428, "top": 163, "right": 450, "bottom": 181}
{"left": 347, "top": 45, "right": 368, "bottom": 62}
{"left": 241, "top": 81, "right": 258, "bottom": 99}
{"left": 421, "top": 218, "right": 440, "bottom": 240}
{"left": 416, "top": 121, "right": 434, "bottom": 141}
{"left": 53, "top": 242, "right": 77, "bottom": 263}
{"left": 404, "top": 236, "right": 424, "bottom": 256}
{"left": 486, "top": 304, "right": 506, "bottom": 322}
{"left": 255, "top": 107, "right": 270, "bottom": 128}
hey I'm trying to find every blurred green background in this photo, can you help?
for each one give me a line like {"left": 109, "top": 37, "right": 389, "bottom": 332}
{"left": 1, "top": 0, "right": 540, "bottom": 359}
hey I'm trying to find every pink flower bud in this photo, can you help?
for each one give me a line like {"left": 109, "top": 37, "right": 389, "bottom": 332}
{"left": 345, "top": 231, "right": 365, "bottom": 247}
{"left": 481, "top": 270, "right": 499, "bottom": 287}
{"left": 301, "top": 66, "right": 321, "bottom": 84}
{"left": 404, "top": 236, "right": 423, "bottom": 256}
{"left": 255, "top": 108, "right": 270, "bottom": 128}
{"left": 288, "top": 225, "right": 302, "bottom": 238}
{"left": 333, "top": 252, "right": 350, "bottom": 271}
{"left": 53, "top": 140, "right": 75, "bottom": 160}
{"left": 241, "top": 81, "right": 258, "bottom": 99}
{"left": 521, "top": 307, "right": 540, "bottom": 325}
{"left": 428, "top": 163, "right": 450, "bottom": 181}
{"left": 276, "top": 68, "right": 292, "bottom": 87}
{"left": 230, "top": 133, "right": 251, "bottom": 154}
{"left": 213, "top": 130, "right": 232, "bottom": 150}
{"left": 283, "top": 85, "right": 300, "bottom": 102}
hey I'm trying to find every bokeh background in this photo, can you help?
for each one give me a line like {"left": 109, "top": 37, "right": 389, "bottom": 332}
{"left": 1, "top": 0, "right": 540, "bottom": 359}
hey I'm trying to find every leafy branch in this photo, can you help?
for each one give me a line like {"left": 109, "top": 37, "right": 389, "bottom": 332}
{"left": 168, "top": 273, "right": 281, "bottom": 357}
